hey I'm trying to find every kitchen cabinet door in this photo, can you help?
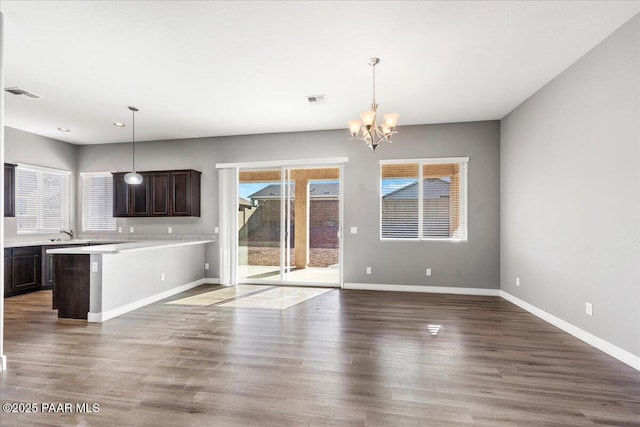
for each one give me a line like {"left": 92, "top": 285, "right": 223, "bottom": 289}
{"left": 151, "top": 172, "right": 170, "bottom": 216}
{"left": 112, "top": 172, "right": 130, "bottom": 217}
{"left": 11, "top": 246, "right": 41, "bottom": 295}
{"left": 131, "top": 177, "right": 150, "bottom": 216}
{"left": 171, "top": 170, "right": 201, "bottom": 216}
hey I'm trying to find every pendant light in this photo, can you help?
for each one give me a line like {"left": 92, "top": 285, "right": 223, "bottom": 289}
{"left": 124, "top": 106, "right": 143, "bottom": 185}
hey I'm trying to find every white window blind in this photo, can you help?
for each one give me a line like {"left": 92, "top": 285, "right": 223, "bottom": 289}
{"left": 380, "top": 158, "right": 468, "bottom": 241}
{"left": 82, "top": 173, "right": 116, "bottom": 232}
{"left": 16, "top": 164, "right": 70, "bottom": 233}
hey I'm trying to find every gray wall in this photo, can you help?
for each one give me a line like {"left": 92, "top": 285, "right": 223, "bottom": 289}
{"left": 501, "top": 15, "right": 640, "bottom": 356}
{"left": 4, "top": 126, "right": 78, "bottom": 242}
{"left": 78, "top": 121, "right": 500, "bottom": 288}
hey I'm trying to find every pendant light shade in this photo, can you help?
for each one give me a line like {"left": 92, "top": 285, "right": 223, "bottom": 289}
{"left": 124, "top": 106, "right": 143, "bottom": 185}
{"left": 124, "top": 171, "right": 143, "bottom": 184}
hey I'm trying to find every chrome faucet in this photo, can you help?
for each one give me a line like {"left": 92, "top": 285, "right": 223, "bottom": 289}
{"left": 60, "top": 229, "right": 74, "bottom": 240}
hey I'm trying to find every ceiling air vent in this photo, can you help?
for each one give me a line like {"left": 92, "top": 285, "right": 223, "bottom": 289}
{"left": 4, "top": 87, "right": 40, "bottom": 98}
{"left": 306, "top": 95, "right": 327, "bottom": 105}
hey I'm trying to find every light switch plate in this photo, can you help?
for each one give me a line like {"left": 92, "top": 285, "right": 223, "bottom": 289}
{"left": 350, "top": 226, "right": 358, "bottom": 234}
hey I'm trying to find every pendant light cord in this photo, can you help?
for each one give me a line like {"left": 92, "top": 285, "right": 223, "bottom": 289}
{"left": 131, "top": 108, "right": 136, "bottom": 172}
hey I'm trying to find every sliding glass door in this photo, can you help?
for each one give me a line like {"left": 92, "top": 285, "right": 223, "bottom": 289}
{"left": 237, "top": 169, "right": 281, "bottom": 281}
{"left": 237, "top": 165, "right": 341, "bottom": 286}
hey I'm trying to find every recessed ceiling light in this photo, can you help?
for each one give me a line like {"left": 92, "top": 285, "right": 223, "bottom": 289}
{"left": 57, "top": 127, "right": 70, "bottom": 132}
{"left": 113, "top": 122, "right": 126, "bottom": 127}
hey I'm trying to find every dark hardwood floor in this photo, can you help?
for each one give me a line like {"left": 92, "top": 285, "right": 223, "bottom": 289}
{"left": 1, "top": 286, "right": 639, "bottom": 426}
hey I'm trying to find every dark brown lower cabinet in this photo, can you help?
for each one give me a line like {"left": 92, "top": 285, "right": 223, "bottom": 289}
{"left": 4, "top": 246, "right": 41, "bottom": 298}
{"left": 4, "top": 249, "right": 12, "bottom": 297}
{"left": 53, "top": 254, "right": 90, "bottom": 319}
{"left": 42, "top": 244, "right": 88, "bottom": 290}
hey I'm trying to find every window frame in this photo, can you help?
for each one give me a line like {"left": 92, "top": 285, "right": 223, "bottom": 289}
{"left": 81, "top": 172, "right": 117, "bottom": 233}
{"left": 15, "top": 163, "right": 71, "bottom": 234}
{"left": 379, "top": 157, "right": 469, "bottom": 242}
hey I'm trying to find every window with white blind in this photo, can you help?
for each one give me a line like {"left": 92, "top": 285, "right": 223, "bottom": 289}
{"left": 380, "top": 157, "right": 468, "bottom": 241}
{"left": 81, "top": 172, "right": 116, "bottom": 232}
{"left": 16, "top": 164, "right": 71, "bottom": 233}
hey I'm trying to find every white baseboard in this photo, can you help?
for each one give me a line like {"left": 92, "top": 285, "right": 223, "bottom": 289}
{"left": 203, "top": 278, "right": 220, "bottom": 284}
{"left": 500, "top": 290, "right": 640, "bottom": 371}
{"left": 343, "top": 282, "right": 500, "bottom": 296}
{"left": 87, "top": 278, "right": 207, "bottom": 323}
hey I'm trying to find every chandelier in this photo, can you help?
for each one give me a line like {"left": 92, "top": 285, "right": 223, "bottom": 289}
{"left": 348, "top": 57, "right": 399, "bottom": 151}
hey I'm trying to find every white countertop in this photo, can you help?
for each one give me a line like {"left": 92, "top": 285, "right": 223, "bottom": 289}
{"left": 5, "top": 239, "right": 100, "bottom": 248}
{"left": 46, "top": 239, "right": 214, "bottom": 255}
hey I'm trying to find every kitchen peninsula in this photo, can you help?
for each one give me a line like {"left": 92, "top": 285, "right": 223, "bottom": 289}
{"left": 47, "top": 240, "right": 213, "bottom": 322}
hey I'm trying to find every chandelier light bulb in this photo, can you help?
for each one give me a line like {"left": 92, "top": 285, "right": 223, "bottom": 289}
{"left": 360, "top": 110, "right": 376, "bottom": 127}
{"left": 348, "top": 119, "right": 363, "bottom": 136}
{"left": 383, "top": 113, "right": 399, "bottom": 129}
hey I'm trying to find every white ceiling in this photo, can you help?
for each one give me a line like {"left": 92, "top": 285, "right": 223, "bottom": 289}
{"left": 2, "top": 1, "right": 639, "bottom": 145}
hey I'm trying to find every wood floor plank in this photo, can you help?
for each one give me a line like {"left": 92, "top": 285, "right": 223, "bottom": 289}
{"left": 1, "top": 286, "right": 639, "bottom": 426}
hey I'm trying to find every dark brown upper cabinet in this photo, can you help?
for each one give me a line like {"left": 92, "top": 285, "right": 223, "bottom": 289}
{"left": 112, "top": 169, "right": 201, "bottom": 217}
{"left": 112, "top": 172, "right": 130, "bottom": 217}
{"left": 150, "top": 172, "right": 170, "bottom": 216}
{"left": 170, "top": 170, "right": 201, "bottom": 217}
{"left": 131, "top": 178, "right": 151, "bottom": 216}
{"left": 4, "top": 163, "right": 16, "bottom": 217}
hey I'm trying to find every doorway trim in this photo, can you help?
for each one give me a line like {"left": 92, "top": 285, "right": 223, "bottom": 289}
{"left": 216, "top": 157, "right": 348, "bottom": 170}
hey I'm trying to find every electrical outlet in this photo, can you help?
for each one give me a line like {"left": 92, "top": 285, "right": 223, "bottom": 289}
{"left": 426, "top": 268, "right": 432, "bottom": 277}
{"left": 586, "top": 302, "right": 593, "bottom": 316}
{"left": 350, "top": 226, "right": 358, "bottom": 234}
{"left": 118, "top": 227, "right": 122, "bottom": 233}
{"left": 91, "top": 262, "right": 98, "bottom": 273}
{"left": 516, "top": 277, "right": 520, "bottom": 287}
{"left": 129, "top": 227, "right": 134, "bottom": 233}
{"left": 168, "top": 227, "right": 173, "bottom": 234}
{"left": 204, "top": 263, "right": 210, "bottom": 270}
{"left": 366, "top": 266, "right": 371, "bottom": 275}
{"left": 214, "top": 226, "right": 219, "bottom": 234}
{"left": 161, "top": 273, "right": 166, "bottom": 282}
